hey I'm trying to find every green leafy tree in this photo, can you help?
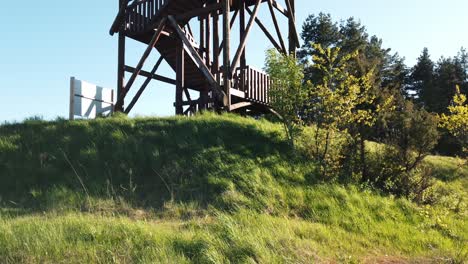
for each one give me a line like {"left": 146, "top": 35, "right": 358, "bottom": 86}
{"left": 308, "top": 43, "right": 378, "bottom": 177}
{"left": 265, "top": 49, "right": 308, "bottom": 147}
{"left": 439, "top": 85, "right": 468, "bottom": 155}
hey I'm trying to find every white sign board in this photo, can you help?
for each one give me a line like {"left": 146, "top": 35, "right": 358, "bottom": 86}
{"left": 70, "top": 77, "right": 114, "bottom": 120}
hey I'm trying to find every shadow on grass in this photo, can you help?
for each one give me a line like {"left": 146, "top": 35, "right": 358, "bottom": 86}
{"left": 0, "top": 114, "right": 316, "bottom": 214}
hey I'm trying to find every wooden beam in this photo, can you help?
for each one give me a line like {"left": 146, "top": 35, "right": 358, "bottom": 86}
{"left": 199, "top": 16, "right": 205, "bottom": 57}
{"left": 270, "top": 0, "right": 288, "bottom": 17}
{"left": 268, "top": 0, "right": 287, "bottom": 54}
{"left": 246, "top": 7, "right": 283, "bottom": 53}
{"left": 174, "top": 98, "right": 215, "bottom": 106}
{"left": 183, "top": 87, "right": 195, "bottom": 114}
{"left": 229, "top": 102, "right": 252, "bottom": 111}
{"left": 167, "top": 15, "right": 227, "bottom": 105}
{"left": 286, "top": 0, "right": 300, "bottom": 54}
{"left": 239, "top": 0, "right": 246, "bottom": 92}
{"left": 205, "top": 13, "right": 211, "bottom": 67}
{"left": 115, "top": 17, "right": 167, "bottom": 110}
{"left": 124, "top": 66, "right": 176, "bottom": 85}
{"left": 223, "top": 0, "right": 231, "bottom": 106}
{"left": 230, "top": 88, "right": 246, "bottom": 98}
{"left": 116, "top": 5, "right": 126, "bottom": 113}
{"left": 230, "top": 0, "right": 262, "bottom": 77}
{"left": 175, "top": 39, "right": 184, "bottom": 115}
{"left": 124, "top": 57, "right": 164, "bottom": 114}
{"left": 213, "top": 11, "right": 219, "bottom": 78}
{"left": 110, "top": 0, "right": 128, "bottom": 35}
{"left": 175, "top": 3, "right": 223, "bottom": 22}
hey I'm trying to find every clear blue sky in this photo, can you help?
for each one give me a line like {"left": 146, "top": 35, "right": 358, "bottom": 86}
{"left": 0, "top": 0, "right": 466, "bottom": 122}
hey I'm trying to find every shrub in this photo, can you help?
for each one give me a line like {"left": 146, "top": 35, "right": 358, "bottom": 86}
{"left": 368, "top": 100, "right": 440, "bottom": 202}
{"left": 264, "top": 49, "right": 308, "bottom": 148}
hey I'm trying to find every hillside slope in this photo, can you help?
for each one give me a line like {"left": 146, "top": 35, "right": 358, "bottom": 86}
{"left": 0, "top": 113, "right": 466, "bottom": 263}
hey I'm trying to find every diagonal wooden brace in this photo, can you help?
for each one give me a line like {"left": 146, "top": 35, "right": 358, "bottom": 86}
{"left": 124, "top": 56, "right": 164, "bottom": 114}
{"left": 114, "top": 17, "right": 167, "bottom": 111}
{"left": 230, "top": 0, "right": 262, "bottom": 77}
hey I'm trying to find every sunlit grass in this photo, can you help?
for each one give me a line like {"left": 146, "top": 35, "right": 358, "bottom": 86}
{"left": 0, "top": 113, "right": 466, "bottom": 262}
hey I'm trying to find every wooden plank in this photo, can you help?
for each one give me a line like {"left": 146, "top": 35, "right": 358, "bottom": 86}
{"left": 230, "top": 88, "right": 246, "bottom": 98}
{"left": 230, "top": 0, "right": 262, "bottom": 77}
{"left": 124, "top": 66, "right": 176, "bottom": 85}
{"left": 175, "top": 3, "right": 223, "bottom": 21}
{"left": 229, "top": 102, "right": 252, "bottom": 111}
{"left": 175, "top": 98, "right": 215, "bottom": 106}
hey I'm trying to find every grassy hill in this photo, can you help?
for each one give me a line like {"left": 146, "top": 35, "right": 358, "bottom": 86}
{"left": 0, "top": 113, "right": 466, "bottom": 263}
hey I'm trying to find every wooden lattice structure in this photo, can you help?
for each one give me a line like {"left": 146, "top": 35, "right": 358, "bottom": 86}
{"left": 110, "top": 0, "right": 299, "bottom": 115}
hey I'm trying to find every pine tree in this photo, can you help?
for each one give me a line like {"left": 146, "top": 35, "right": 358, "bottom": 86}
{"left": 409, "top": 48, "right": 435, "bottom": 108}
{"left": 298, "top": 13, "right": 341, "bottom": 84}
{"left": 382, "top": 53, "right": 409, "bottom": 94}
{"left": 434, "top": 57, "right": 465, "bottom": 113}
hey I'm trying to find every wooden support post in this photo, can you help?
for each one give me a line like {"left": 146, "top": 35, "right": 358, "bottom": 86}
{"left": 213, "top": 10, "right": 219, "bottom": 82}
{"left": 199, "top": 16, "right": 205, "bottom": 57}
{"left": 287, "top": 0, "right": 299, "bottom": 56}
{"left": 69, "top": 77, "right": 75, "bottom": 120}
{"left": 218, "top": 10, "right": 238, "bottom": 57}
{"left": 239, "top": 0, "right": 246, "bottom": 92}
{"left": 223, "top": 0, "right": 231, "bottom": 107}
{"left": 175, "top": 40, "right": 184, "bottom": 115}
{"left": 205, "top": 13, "right": 211, "bottom": 67}
{"left": 199, "top": 87, "right": 209, "bottom": 110}
{"left": 116, "top": 0, "right": 126, "bottom": 112}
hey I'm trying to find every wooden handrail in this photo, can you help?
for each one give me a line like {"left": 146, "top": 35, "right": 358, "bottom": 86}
{"left": 125, "top": 0, "right": 168, "bottom": 33}
{"left": 233, "top": 66, "right": 271, "bottom": 105}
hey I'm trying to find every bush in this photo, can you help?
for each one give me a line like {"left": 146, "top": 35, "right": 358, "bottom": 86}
{"left": 367, "top": 100, "right": 440, "bottom": 202}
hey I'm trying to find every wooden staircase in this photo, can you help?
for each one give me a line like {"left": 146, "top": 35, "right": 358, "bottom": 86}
{"left": 111, "top": 0, "right": 273, "bottom": 114}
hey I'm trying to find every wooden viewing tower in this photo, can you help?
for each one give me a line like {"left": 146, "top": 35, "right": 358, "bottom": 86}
{"left": 110, "top": 0, "right": 299, "bottom": 115}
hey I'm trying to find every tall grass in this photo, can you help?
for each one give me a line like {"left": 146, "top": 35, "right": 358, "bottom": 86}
{"left": 0, "top": 113, "right": 466, "bottom": 262}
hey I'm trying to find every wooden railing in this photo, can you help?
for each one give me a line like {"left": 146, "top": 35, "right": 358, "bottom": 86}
{"left": 234, "top": 66, "right": 271, "bottom": 105}
{"left": 126, "top": 0, "right": 168, "bottom": 33}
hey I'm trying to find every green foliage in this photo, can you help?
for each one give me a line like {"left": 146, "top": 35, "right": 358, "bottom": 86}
{"left": 309, "top": 43, "right": 378, "bottom": 129}
{"left": 439, "top": 85, "right": 468, "bottom": 155}
{"left": 304, "top": 43, "right": 385, "bottom": 179}
{"left": 368, "top": 100, "right": 440, "bottom": 201}
{"left": 264, "top": 49, "right": 308, "bottom": 147}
